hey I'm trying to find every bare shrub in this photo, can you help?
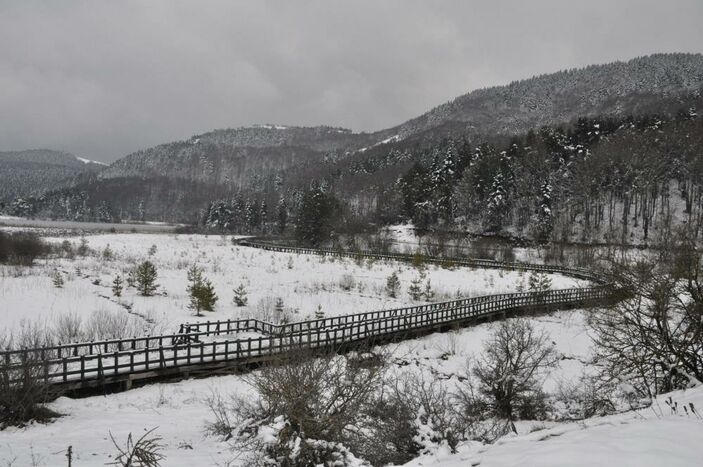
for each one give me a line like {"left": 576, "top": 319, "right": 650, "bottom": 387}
{"left": 367, "top": 232, "right": 393, "bottom": 253}
{"left": 204, "top": 390, "right": 238, "bottom": 441}
{"left": 83, "top": 309, "right": 145, "bottom": 341}
{"left": 54, "top": 313, "right": 85, "bottom": 344}
{"left": 455, "top": 319, "right": 557, "bottom": 440}
{"left": 0, "top": 232, "right": 48, "bottom": 266}
{"left": 255, "top": 296, "right": 292, "bottom": 324}
{"left": 108, "top": 427, "right": 164, "bottom": 467}
{"left": 357, "top": 372, "right": 460, "bottom": 465}
{"left": 338, "top": 273, "right": 356, "bottom": 291}
{"left": 554, "top": 374, "right": 618, "bottom": 420}
{"left": 0, "top": 323, "right": 60, "bottom": 427}
{"left": 205, "top": 351, "right": 384, "bottom": 466}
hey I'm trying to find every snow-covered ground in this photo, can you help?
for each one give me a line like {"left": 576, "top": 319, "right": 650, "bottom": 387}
{"left": 0, "top": 309, "right": 700, "bottom": 466}
{"left": 404, "top": 386, "right": 703, "bottom": 467}
{"left": 0, "top": 231, "right": 586, "bottom": 336}
{"left": 1, "top": 230, "right": 699, "bottom": 466}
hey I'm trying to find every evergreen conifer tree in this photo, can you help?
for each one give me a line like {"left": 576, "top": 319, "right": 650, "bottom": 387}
{"left": 408, "top": 274, "right": 423, "bottom": 300}
{"left": 233, "top": 283, "right": 248, "bottom": 306}
{"left": 52, "top": 270, "right": 64, "bottom": 288}
{"left": 386, "top": 271, "right": 400, "bottom": 298}
{"left": 187, "top": 264, "right": 218, "bottom": 315}
{"left": 112, "top": 274, "right": 123, "bottom": 297}
{"left": 135, "top": 260, "right": 158, "bottom": 296}
{"left": 277, "top": 197, "right": 288, "bottom": 233}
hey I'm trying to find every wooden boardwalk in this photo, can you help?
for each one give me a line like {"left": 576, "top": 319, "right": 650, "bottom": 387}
{"left": 1, "top": 241, "right": 617, "bottom": 394}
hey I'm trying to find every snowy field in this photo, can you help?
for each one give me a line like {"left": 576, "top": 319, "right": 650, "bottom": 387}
{"left": 0, "top": 216, "right": 181, "bottom": 233}
{"left": 0, "top": 231, "right": 586, "bottom": 336}
{"left": 1, "top": 229, "right": 700, "bottom": 466}
{"left": 0, "top": 309, "right": 701, "bottom": 466}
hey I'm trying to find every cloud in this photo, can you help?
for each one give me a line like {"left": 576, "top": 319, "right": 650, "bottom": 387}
{"left": 0, "top": 0, "right": 702, "bottom": 162}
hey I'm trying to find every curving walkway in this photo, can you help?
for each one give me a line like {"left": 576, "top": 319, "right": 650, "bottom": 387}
{"left": 1, "top": 240, "right": 618, "bottom": 394}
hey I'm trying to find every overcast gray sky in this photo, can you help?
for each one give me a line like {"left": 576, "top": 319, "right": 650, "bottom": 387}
{"left": 1, "top": 0, "right": 702, "bottom": 162}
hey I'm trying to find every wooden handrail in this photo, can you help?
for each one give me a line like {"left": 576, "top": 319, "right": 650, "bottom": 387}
{"left": 0, "top": 241, "right": 617, "bottom": 388}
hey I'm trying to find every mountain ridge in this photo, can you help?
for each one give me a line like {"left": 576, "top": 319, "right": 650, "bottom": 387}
{"left": 0, "top": 150, "right": 105, "bottom": 204}
{"left": 4, "top": 53, "right": 703, "bottom": 226}
{"left": 101, "top": 52, "right": 703, "bottom": 184}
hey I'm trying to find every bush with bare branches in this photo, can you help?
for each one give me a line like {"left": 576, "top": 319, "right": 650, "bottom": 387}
{"left": 0, "top": 232, "right": 48, "bottom": 266}
{"left": 589, "top": 229, "right": 703, "bottom": 399}
{"left": 108, "top": 427, "right": 164, "bottom": 467}
{"left": 0, "top": 323, "right": 60, "bottom": 427}
{"left": 455, "top": 318, "right": 557, "bottom": 440}
{"left": 206, "top": 350, "right": 385, "bottom": 466}
{"left": 356, "top": 372, "right": 460, "bottom": 465}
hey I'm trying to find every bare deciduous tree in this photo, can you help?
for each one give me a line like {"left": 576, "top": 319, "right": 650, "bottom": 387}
{"left": 590, "top": 229, "right": 703, "bottom": 399}
{"left": 455, "top": 318, "right": 557, "bottom": 438}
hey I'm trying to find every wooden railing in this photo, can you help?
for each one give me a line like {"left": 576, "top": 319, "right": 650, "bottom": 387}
{"left": 236, "top": 239, "right": 602, "bottom": 282}
{"left": 0, "top": 241, "right": 615, "bottom": 389}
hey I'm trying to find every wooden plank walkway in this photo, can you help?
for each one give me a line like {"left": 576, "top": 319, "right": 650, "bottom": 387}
{"left": 1, "top": 241, "right": 617, "bottom": 394}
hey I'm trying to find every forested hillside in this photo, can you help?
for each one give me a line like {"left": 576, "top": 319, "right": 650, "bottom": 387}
{"left": 0, "top": 150, "right": 104, "bottom": 208}
{"left": 199, "top": 109, "right": 703, "bottom": 246}
{"left": 4, "top": 53, "right": 703, "bottom": 244}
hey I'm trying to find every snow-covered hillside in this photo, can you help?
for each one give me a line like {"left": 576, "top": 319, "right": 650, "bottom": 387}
{"left": 0, "top": 149, "right": 104, "bottom": 203}
{"left": 403, "top": 386, "right": 703, "bottom": 467}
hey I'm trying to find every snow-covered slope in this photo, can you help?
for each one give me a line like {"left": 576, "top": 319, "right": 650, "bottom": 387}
{"left": 97, "top": 54, "right": 703, "bottom": 187}
{"left": 0, "top": 149, "right": 104, "bottom": 202}
{"left": 381, "top": 52, "right": 703, "bottom": 143}
{"left": 403, "top": 386, "right": 703, "bottom": 467}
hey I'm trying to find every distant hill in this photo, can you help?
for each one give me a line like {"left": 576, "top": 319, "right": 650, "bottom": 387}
{"left": 5, "top": 53, "right": 703, "bottom": 227}
{"left": 99, "top": 125, "right": 377, "bottom": 185}
{"left": 376, "top": 53, "right": 703, "bottom": 143}
{"left": 0, "top": 149, "right": 105, "bottom": 204}
{"left": 101, "top": 53, "right": 703, "bottom": 186}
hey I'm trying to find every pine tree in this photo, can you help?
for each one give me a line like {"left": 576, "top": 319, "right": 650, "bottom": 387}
{"left": 233, "top": 283, "right": 248, "bottom": 306}
{"left": 274, "top": 297, "right": 285, "bottom": 323}
{"left": 386, "top": 271, "right": 400, "bottom": 298}
{"left": 112, "top": 274, "right": 123, "bottom": 297}
{"left": 430, "top": 140, "right": 459, "bottom": 222}
{"left": 260, "top": 200, "right": 268, "bottom": 233}
{"left": 52, "top": 270, "right": 64, "bottom": 288}
{"left": 96, "top": 201, "right": 113, "bottom": 223}
{"left": 294, "top": 184, "right": 336, "bottom": 247}
{"left": 197, "top": 279, "right": 218, "bottom": 312}
{"left": 135, "top": 260, "right": 158, "bottom": 296}
{"left": 245, "top": 199, "right": 259, "bottom": 232}
{"left": 528, "top": 272, "right": 552, "bottom": 295}
{"left": 204, "top": 200, "right": 234, "bottom": 230}
{"left": 315, "top": 304, "right": 325, "bottom": 320}
{"left": 277, "top": 197, "right": 288, "bottom": 233}
{"left": 408, "top": 274, "right": 423, "bottom": 300}
{"left": 232, "top": 196, "right": 245, "bottom": 231}
{"left": 423, "top": 279, "right": 435, "bottom": 301}
{"left": 535, "top": 180, "right": 554, "bottom": 243}
{"left": 137, "top": 200, "right": 145, "bottom": 222}
{"left": 102, "top": 244, "right": 113, "bottom": 261}
{"left": 77, "top": 237, "right": 89, "bottom": 256}
{"left": 187, "top": 265, "right": 218, "bottom": 315}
